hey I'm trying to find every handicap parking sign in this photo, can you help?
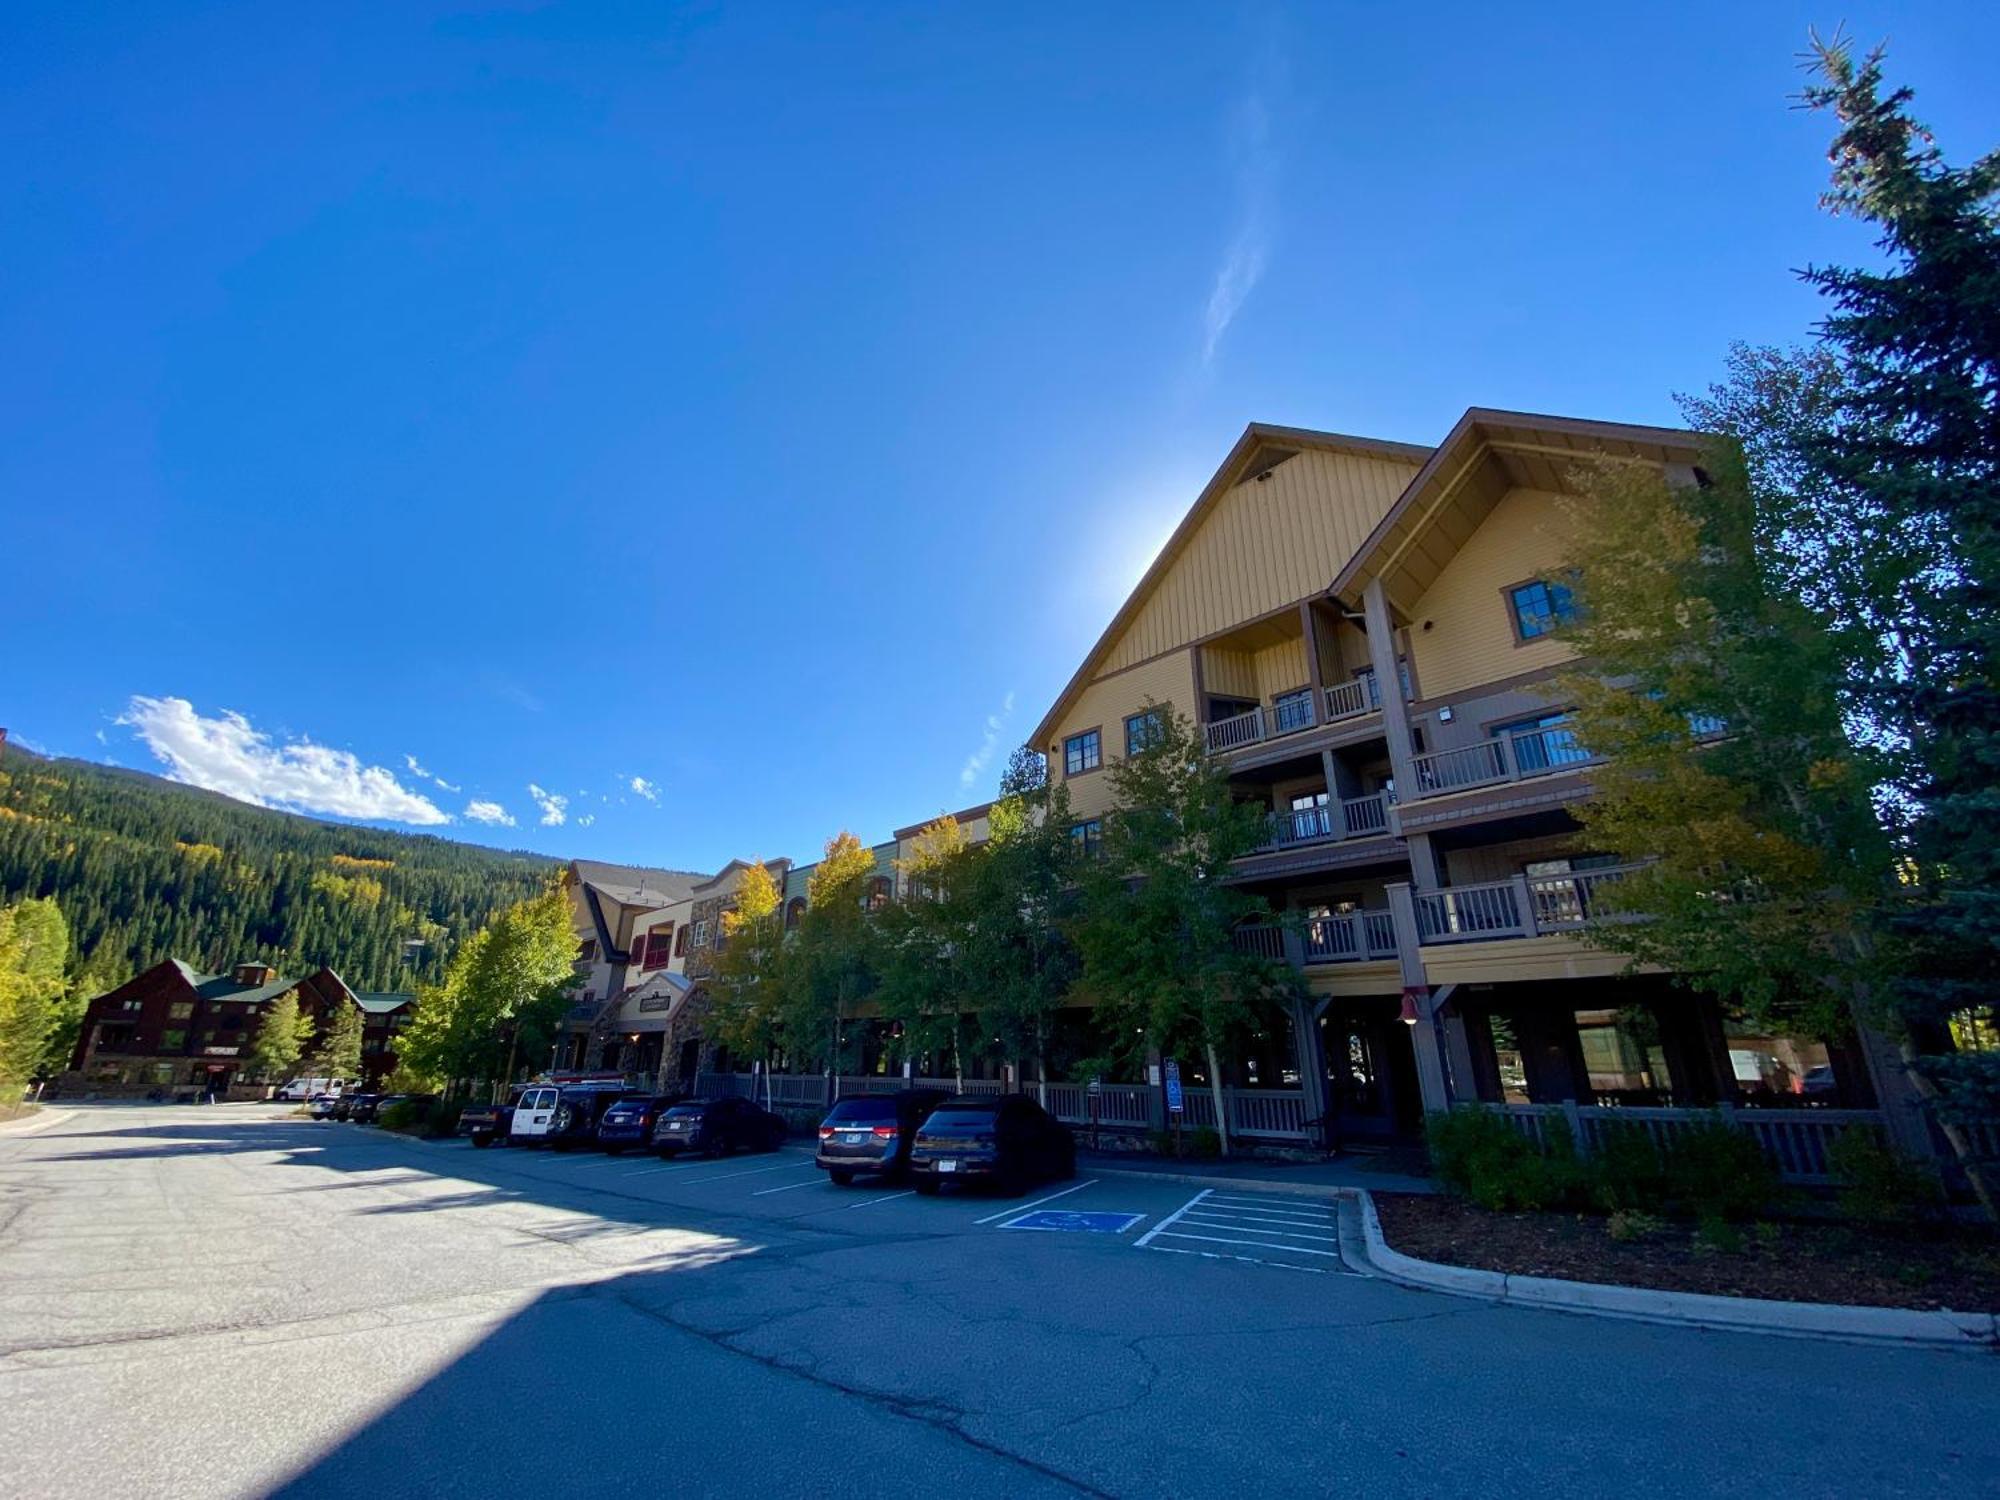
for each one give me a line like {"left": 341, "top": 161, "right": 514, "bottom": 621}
{"left": 998, "top": 1209, "right": 1146, "bottom": 1234}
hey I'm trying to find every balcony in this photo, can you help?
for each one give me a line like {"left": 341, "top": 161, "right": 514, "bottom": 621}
{"left": 1408, "top": 723, "right": 1597, "bottom": 799}
{"left": 1202, "top": 674, "right": 1383, "bottom": 756}
{"left": 1255, "top": 791, "right": 1392, "bottom": 852}
{"left": 1412, "top": 863, "right": 1644, "bottom": 944}
{"left": 1230, "top": 908, "right": 1397, "bottom": 966}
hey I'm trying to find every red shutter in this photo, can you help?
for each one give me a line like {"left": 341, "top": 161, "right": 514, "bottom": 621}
{"left": 630, "top": 934, "right": 647, "bottom": 969}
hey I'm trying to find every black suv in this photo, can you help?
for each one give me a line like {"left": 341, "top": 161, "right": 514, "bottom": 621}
{"left": 652, "top": 1096, "right": 788, "bottom": 1158}
{"left": 548, "top": 1085, "right": 646, "bottom": 1150}
{"left": 815, "top": 1089, "right": 949, "bottom": 1185}
{"left": 910, "top": 1095, "right": 1075, "bottom": 1195}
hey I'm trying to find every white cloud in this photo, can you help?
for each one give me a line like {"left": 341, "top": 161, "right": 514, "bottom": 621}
{"left": 464, "top": 800, "right": 516, "bottom": 827}
{"left": 576, "top": 813, "right": 596, "bottom": 827}
{"left": 1201, "top": 72, "right": 1282, "bottom": 366}
{"left": 959, "top": 689, "right": 1017, "bottom": 790}
{"left": 404, "top": 753, "right": 461, "bottom": 794}
{"left": 630, "top": 776, "right": 659, "bottom": 803}
{"left": 118, "top": 696, "right": 451, "bottom": 826}
{"left": 527, "top": 782, "right": 568, "bottom": 827}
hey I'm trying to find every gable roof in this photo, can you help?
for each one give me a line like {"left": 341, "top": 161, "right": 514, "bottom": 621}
{"left": 570, "top": 859, "right": 709, "bottom": 910}
{"left": 352, "top": 992, "right": 414, "bottom": 1015}
{"left": 1028, "top": 422, "right": 1433, "bottom": 749}
{"left": 1330, "top": 407, "right": 1704, "bottom": 619}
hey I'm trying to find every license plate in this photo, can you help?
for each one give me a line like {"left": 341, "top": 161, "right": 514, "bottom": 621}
{"left": 936, "top": 1159, "right": 958, "bottom": 1173}
{"left": 841, "top": 1131, "right": 869, "bottom": 1144}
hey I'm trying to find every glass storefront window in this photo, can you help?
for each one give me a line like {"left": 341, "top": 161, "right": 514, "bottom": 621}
{"left": 1722, "top": 1017, "right": 1836, "bottom": 1102}
{"left": 1489, "top": 1015, "right": 1530, "bottom": 1103}
{"left": 1574, "top": 1007, "right": 1671, "bottom": 1104}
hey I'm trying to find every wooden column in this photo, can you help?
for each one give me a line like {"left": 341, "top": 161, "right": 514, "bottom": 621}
{"left": 1362, "top": 577, "right": 1419, "bottom": 796}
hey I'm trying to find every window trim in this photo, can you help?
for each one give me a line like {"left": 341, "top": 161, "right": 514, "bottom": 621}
{"left": 1069, "top": 818, "right": 1103, "bottom": 858}
{"left": 1502, "top": 576, "right": 1578, "bottom": 646}
{"left": 1062, "top": 726, "right": 1103, "bottom": 778}
{"left": 1123, "top": 708, "right": 1166, "bottom": 758}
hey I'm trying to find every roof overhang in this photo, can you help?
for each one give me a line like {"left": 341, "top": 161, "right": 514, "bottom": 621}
{"left": 1027, "top": 422, "right": 1433, "bottom": 750}
{"left": 1329, "top": 408, "right": 1705, "bottom": 621}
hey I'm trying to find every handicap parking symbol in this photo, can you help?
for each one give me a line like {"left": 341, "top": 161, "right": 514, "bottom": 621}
{"left": 998, "top": 1209, "right": 1146, "bottom": 1234}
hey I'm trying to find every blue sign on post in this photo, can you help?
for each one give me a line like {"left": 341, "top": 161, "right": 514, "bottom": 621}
{"left": 1164, "top": 1059, "right": 1184, "bottom": 1115}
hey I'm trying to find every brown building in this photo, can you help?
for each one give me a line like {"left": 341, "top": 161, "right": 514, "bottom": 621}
{"left": 65, "top": 958, "right": 412, "bottom": 1098}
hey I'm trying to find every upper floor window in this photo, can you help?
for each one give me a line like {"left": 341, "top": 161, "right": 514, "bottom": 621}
{"left": 691, "top": 919, "right": 711, "bottom": 950}
{"left": 168, "top": 1001, "right": 193, "bottom": 1020}
{"left": 1064, "top": 728, "right": 1101, "bottom": 776}
{"left": 866, "top": 876, "right": 893, "bottom": 911}
{"left": 1070, "top": 819, "right": 1103, "bottom": 858}
{"left": 784, "top": 897, "right": 806, "bottom": 930}
{"left": 641, "top": 923, "right": 674, "bottom": 970}
{"left": 1272, "top": 688, "right": 1315, "bottom": 734}
{"left": 162, "top": 1029, "right": 186, "bottom": 1051}
{"left": 1124, "top": 710, "right": 1165, "bottom": 758}
{"left": 1508, "top": 578, "right": 1577, "bottom": 641}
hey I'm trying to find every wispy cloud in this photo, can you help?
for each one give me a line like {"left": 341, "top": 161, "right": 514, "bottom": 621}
{"left": 630, "top": 776, "right": 659, "bottom": 803}
{"left": 464, "top": 799, "right": 516, "bottom": 827}
{"left": 1201, "top": 69, "right": 1282, "bottom": 366}
{"left": 959, "top": 690, "right": 1017, "bottom": 791}
{"left": 576, "top": 813, "right": 596, "bottom": 827}
{"left": 118, "top": 695, "right": 451, "bottom": 826}
{"left": 404, "top": 753, "right": 461, "bottom": 794}
{"left": 527, "top": 782, "right": 568, "bottom": 827}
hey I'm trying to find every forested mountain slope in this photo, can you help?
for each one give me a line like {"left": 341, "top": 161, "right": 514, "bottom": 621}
{"left": 0, "top": 748, "right": 559, "bottom": 992}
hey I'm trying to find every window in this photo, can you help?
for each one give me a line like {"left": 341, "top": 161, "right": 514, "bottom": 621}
{"left": 1124, "top": 709, "right": 1165, "bottom": 757}
{"left": 162, "top": 1029, "right": 186, "bottom": 1051}
{"left": 1493, "top": 712, "right": 1589, "bottom": 773}
{"left": 168, "top": 1001, "right": 193, "bottom": 1020}
{"left": 1272, "top": 689, "right": 1316, "bottom": 734}
{"left": 363, "top": 1038, "right": 384, "bottom": 1055}
{"left": 220, "top": 1013, "right": 243, "bottom": 1030}
{"left": 691, "top": 919, "right": 710, "bottom": 950}
{"left": 1070, "top": 819, "right": 1102, "bottom": 858}
{"left": 674, "top": 925, "right": 690, "bottom": 958}
{"left": 865, "top": 876, "right": 892, "bottom": 911}
{"left": 576, "top": 938, "right": 598, "bottom": 964}
{"left": 1508, "top": 578, "right": 1577, "bottom": 641}
{"left": 642, "top": 923, "right": 674, "bottom": 970}
{"left": 119, "top": 998, "right": 143, "bottom": 1012}
{"left": 1063, "top": 728, "right": 1101, "bottom": 776}
{"left": 784, "top": 898, "right": 806, "bottom": 930}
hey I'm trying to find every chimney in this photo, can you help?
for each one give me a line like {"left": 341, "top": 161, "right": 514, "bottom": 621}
{"left": 232, "top": 962, "right": 278, "bottom": 987}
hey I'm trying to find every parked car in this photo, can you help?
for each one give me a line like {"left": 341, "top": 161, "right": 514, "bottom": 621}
{"left": 306, "top": 1093, "right": 340, "bottom": 1119}
{"left": 595, "top": 1093, "right": 685, "bottom": 1153}
{"left": 815, "top": 1089, "right": 949, "bottom": 1185}
{"left": 371, "top": 1093, "right": 439, "bottom": 1128}
{"left": 345, "top": 1093, "right": 387, "bottom": 1123}
{"left": 546, "top": 1086, "right": 645, "bottom": 1150}
{"left": 909, "top": 1095, "right": 1075, "bottom": 1196}
{"left": 509, "top": 1084, "right": 563, "bottom": 1145}
{"left": 652, "top": 1096, "right": 788, "bottom": 1158}
{"left": 457, "top": 1090, "right": 523, "bottom": 1148}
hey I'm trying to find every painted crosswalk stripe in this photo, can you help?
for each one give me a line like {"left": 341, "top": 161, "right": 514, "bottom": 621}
{"left": 1133, "top": 1188, "right": 1212, "bottom": 1248}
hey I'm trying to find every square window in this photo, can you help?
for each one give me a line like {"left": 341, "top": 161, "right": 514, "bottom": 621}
{"left": 1070, "top": 819, "right": 1102, "bottom": 858}
{"left": 1123, "top": 710, "right": 1164, "bottom": 757}
{"left": 168, "top": 1001, "right": 193, "bottom": 1020}
{"left": 162, "top": 1029, "right": 186, "bottom": 1051}
{"left": 1509, "top": 579, "right": 1577, "bottom": 640}
{"left": 1064, "top": 728, "right": 1101, "bottom": 776}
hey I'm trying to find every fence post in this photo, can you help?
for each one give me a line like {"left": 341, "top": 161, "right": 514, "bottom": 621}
{"left": 1510, "top": 874, "right": 1538, "bottom": 937}
{"left": 1560, "top": 1099, "right": 1585, "bottom": 1158}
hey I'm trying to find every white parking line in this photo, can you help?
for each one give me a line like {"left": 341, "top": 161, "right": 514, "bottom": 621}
{"left": 971, "top": 1179, "right": 1097, "bottom": 1226}
{"left": 1144, "top": 1242, "right": 1341, "bottom": 1276}
{"left": 1133, "top": 1188, "right": 1212, "bottom": 1247}
{"left": 677, "top": 1160, "right": 815, "bottom": 1185}
{"left": 752, "top": 1176, "right": 828, "bottom": 1196}
{"left": 1202, "top": 1194, "right": 1336, "bottom": 1215}
{"left": 1152, "top": 1229, "right": 1344, "bottom": 1258}
{"left": 1181, "top": 1208, "right": 1339, "bottom": 1232}
{"left": 840, "top": 1189, "right": 914, "bottom": 1211}
{"left": 1179, "top": 1217, "right": 1339, "bottom": 1245}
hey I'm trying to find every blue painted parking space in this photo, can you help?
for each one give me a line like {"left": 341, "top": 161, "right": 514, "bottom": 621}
{"left": 999, "top": 1209, "right": 1146, "bottom": 1234}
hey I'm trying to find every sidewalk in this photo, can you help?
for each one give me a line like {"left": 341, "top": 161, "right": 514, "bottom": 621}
{"left": 1080, "top": 1148, "right": 1436, "bottom": 1197}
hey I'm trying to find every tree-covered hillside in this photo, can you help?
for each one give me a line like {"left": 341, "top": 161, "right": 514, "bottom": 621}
{"left": 0, "top": 748, "right": 559, "bottom": 993}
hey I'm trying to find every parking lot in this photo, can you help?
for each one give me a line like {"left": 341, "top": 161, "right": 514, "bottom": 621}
{"left": 3, "top": 1104, "right": 1995, "bottom": 1500}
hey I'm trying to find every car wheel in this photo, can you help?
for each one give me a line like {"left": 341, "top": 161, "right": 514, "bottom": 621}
{"left": 828, "top": 1168, "right": 855, "bottom": 1187}
{"left": 603, "top": 1144, "right": 622, "bottom": 1156}
{"left": 914, "top": 1179, "right": 941, "bottom": 1196}
{"left": 472, "top": 1134, "right": 493, "bottom": 1149}
{"left": 656, "top": 1146, "right": 680, "bottom": 1160}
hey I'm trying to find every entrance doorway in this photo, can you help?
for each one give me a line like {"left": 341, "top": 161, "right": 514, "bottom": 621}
{"left": 1319, "top": 1000, "right": 1422, "bottom": 1141}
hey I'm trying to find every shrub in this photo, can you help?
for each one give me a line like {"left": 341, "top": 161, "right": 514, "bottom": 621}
{"left": 1826, "top": 1129, "right": 1944, "bottom": 1226}
{"left": 1426, "top": 1106, "right": 1579, "bottom": 1212}
{"left": 1692, "top": 1215, "right": 1745, "bottom": 1255}
{"left": 1606, "top": 1209, "right": 1665, "bottom": 1243}
{"left": 1188, "top": 1127, "right": 1223, "bottom": 1159}
{"left": 378, "top": 1099, "right": 431, "bottom": 1132}
{"left": 1588, "top": 1122, "right": 1668, "bottom": 1214}
{"left": 1661, "top": 1114, "right": 1776, "bottom": 1222}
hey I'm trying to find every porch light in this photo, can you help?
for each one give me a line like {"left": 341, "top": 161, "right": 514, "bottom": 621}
{"left": 1399, "top": 991, "right": 1421, "bottom": 1026}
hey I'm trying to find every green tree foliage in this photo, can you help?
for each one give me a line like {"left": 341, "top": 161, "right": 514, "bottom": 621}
{"left": 0, "top": 751, "right": 554, "bottom": 992}
{"left": 1796, "top": 35, "right": 2000, "bottom": 1149}
{"left": 791, "top": 833, "right": 882, "bottom": 1074}
{"left": 245, "top": 990, "right": 308, "bottom": 1082}
{"left": 397, "top": 883, "right": 579, "bottom": 1094}
{"left": 1072, "top": 704, "right": 1294, "bottom": 1150}
{"left": 306, "top": 1001, "right": 365, "bottom": 1083}
{"left": 0, "top": 897, "right": 71, "bottom": 1089}
{"left": 1554, "top": 454, "right": 1895, "bottom": 1040}
{"left": 707, "top": 862, "right": 791, "bottom": 1062}
{"left": 874, "top": 817, "right": 978, "bottom": 1072}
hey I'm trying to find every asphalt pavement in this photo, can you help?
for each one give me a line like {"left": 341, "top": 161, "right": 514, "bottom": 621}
{"left": 0, "top": 1104, "right": 1993, "bottom": 1499}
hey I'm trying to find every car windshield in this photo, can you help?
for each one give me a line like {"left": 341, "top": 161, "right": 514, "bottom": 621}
{"left": 825, "top": 1100, "right": 896, "bottom": 1124}
{"left": 925, "top": 1109, "right": 998, "bottom": 1131}
{"left": 664, "top": 1104, "right": 705, "bottom": 1117}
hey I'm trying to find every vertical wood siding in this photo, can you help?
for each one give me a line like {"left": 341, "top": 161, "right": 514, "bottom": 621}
{"left": 1407, "top": 487, "right": 1579, "bottom": 701}
{"left": 1049, "top": 651, "right": 1197, "bottom": 821}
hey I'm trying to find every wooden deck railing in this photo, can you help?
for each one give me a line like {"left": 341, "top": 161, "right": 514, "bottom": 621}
{"left": 1408, "top": 724, "right": 1597, "bottom": 798}
{"left": 1493, "top": 1102, "right": 1886, "bottom": 1185}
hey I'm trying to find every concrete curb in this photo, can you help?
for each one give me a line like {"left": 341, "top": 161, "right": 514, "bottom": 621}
{"left": 1348, "top": 1188, "right": 1999, "bottom": 1350}
{"left": 0, "top": 1107, "right": 72, "bottom": 1136}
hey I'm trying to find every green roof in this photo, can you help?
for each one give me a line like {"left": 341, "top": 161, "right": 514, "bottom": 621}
{"left": 352, "top": 992, "right": 413, "bottom": 1015}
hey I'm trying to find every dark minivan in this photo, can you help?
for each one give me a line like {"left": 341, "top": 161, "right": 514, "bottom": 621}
{"left": 815, "top": 1089, "right": 949, "bottom": 1186}
{"left": 910, "top": 1095, "right": 1076, "bottom": 1196}
{"left": 652, "top": 1096, "right": 788, "bottom": 1158}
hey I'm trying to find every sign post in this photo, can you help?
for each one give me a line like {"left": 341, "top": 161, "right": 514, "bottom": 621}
{"left": 1087, "top": 1075, "right": 1102, "bottom": 1152}
{"left": 1163, "top": 1059, "right": 1184, "bottom": 1158}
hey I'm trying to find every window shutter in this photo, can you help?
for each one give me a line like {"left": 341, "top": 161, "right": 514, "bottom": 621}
{"left": 630, "top": 934, "right": 648, "bottom": 969}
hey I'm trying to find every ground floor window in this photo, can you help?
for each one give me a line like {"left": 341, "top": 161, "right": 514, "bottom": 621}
{"left": 1574, "top": 1007, "right": 1672, "bottom": 1104}
{"left": 1722, "top": 1018, "right": 1835, "bottom": 1101}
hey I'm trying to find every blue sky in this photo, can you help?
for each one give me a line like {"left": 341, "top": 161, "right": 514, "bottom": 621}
{"left": 4, "top": 2, "right": 1996, "bottom": 870}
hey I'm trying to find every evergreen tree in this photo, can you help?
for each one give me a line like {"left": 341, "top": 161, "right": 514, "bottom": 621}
{"left": 0, "top": 897, "right": 70, "bottom": 1090}
{"left": 306, "top": 1001, "right": 366, "bottom": 1084}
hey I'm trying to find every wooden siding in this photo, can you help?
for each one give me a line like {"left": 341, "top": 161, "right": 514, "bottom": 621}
{"left": 1050, "top": 650, "right": 1196, "bottom": 821}
{"left": 1100, "top": 450, "right": 1419, "bottom": 674}
{"left": 1407, "top": 487, "right": 1577, "bottom": 701}
{"left": 1202, "top": 646, "right": 1257, "bottom": 700}
{"left": 1251, "top": 634, "right": 1309, "bottom": 701}
{"left": 1443, "top": 834, "right": 1585, "bottom": 886}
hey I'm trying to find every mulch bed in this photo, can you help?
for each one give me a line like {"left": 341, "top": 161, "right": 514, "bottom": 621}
{"left": 1373, "top": 1192, "right": 2000, "bottom": 1313}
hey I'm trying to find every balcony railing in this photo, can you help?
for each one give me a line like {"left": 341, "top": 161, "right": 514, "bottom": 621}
{"left": 1322, "top": 675, "right": 1375, "bottom": 722}
{"left": 1201, "top": 678, "right": 1385, "bottom": 756}
{"left": 1414, "top": 864, "right": 1646, "bottom": 944}
{"left": 1257, "top": 791, "right": 1391, "bottom": 852}
{"left": 1304, "top": 909, "right": 1398, "bottom": 963}
{"left": 1203, "top": 706, "right": 1268, "bottom": 753}
{"left": 1408, "top": 724, "right": 1596, "bottom": 798}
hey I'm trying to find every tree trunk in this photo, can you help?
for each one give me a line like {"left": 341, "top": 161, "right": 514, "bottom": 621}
{"left": 1205, "top": 1040, "right": 1231, "bottom": 1159}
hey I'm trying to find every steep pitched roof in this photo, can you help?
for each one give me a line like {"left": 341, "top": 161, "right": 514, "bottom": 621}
{"left": 352, "top": 992, "right": 413, "bottom": 1015}
{"left": 1028, "top": 422, "right": 1433, "bottom": 749}
{"left": 570, "top": 859, "right": 709, "bottom": 909}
